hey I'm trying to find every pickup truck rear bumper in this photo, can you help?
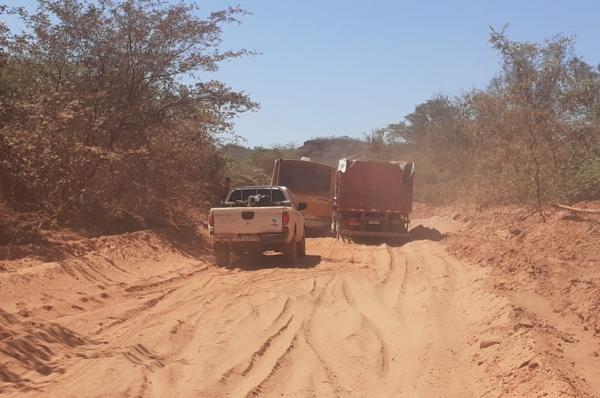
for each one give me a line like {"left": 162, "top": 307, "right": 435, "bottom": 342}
{"left": 212, "top": 230, "right": 288, "bottom": 244}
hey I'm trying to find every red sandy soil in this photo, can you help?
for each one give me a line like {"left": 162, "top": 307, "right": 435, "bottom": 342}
{"left": 0, "top": 205, "right": 598, "bottom": 397}
{"left": 447, "top": 201, "right": 600, "bottom": 397}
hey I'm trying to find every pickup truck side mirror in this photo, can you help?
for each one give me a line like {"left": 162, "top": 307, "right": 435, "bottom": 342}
{"left": 297, "top": 202, "right": 308, "bottom": 211}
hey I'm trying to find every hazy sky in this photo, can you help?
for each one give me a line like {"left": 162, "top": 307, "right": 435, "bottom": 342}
{"left": 4, "top": 1, "right": 600, "bottom": 147}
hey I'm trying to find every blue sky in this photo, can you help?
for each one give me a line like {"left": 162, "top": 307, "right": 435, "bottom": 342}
{"left": 4, "top": 1, "right": 600, "bottom": 147}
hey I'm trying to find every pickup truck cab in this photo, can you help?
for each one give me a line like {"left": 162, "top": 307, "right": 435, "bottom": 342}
{"left": 208, "top": 186, "right": 307, "bottom": 267}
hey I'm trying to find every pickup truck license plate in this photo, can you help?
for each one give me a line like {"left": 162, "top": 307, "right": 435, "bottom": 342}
{"left": 368, "top": 220, "right": 380, "bottom": 225}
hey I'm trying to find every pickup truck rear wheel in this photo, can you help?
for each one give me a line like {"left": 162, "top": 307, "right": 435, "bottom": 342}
{"left": 286, "top": 238, "right": 298, "bottom": 265}
{"left": 214, "top": 244, "right": 230, "bottom": 267}
{"left": 298, "top": 236, "right": 306, "bottom": 257}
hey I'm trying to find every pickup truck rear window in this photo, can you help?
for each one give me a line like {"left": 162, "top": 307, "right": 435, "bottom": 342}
{"left": 228, "top": 188, "right": 286, "bottom": 203}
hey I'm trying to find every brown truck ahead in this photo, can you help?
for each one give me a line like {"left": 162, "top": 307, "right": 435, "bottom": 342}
{"left": 333, "top": 159, "right": 415, "bottom": 240}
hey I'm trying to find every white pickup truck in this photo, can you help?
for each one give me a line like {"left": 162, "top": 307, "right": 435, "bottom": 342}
{"left": 208, "top": 186, "right": 307, "bottom": 266}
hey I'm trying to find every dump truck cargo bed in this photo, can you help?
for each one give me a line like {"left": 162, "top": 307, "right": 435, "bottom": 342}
{"left": 334, "top": 159, "right": 414, "bottom": 239}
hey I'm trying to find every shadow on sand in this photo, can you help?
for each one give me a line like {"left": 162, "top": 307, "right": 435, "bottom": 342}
{"left": 345, "top": 224, "right": 445, "bottom": 247}
{"left": 228, "top": 252, "right": 322, "bottom": 271}
{"left": 407, "top": 225, "right": 444, "bottom": 242}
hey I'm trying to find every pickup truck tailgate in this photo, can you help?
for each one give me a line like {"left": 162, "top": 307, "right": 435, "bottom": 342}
{"left": 212, "top": 207, "right": 284, "bottom": 235}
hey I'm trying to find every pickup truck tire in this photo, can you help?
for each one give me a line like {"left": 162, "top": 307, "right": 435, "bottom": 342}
{"left": 286, "top": 237, "right": 298, "bottom": 265}
{"left": 298, "top": 236, "right": 306, "bottom": 257}
{"left": 214, "top": 244, "right": 230, "bottom": 267}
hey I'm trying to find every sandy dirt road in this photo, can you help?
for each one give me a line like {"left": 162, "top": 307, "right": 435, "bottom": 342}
{"left": 1, "top": 219, "right": 596, "bottom": 397}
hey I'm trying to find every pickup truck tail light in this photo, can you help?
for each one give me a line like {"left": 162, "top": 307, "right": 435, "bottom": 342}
{"left": 208, "top": 212, "right": 214, "bottom": 227}
{"left": 282, "top": 211, "right": 289, "bottom": 225}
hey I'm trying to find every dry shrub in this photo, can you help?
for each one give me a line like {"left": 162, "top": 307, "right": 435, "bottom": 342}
{"left": 375, "top": 28, "right": 600, "bottom": 208}
{"left": 0, "top": 0, "right": 257, "bottom": 235}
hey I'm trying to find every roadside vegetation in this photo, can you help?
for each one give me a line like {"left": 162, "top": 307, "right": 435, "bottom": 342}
{"left": 1, "top": 1, "right": 599, "bottom": 246}
{"left": 379, "top": 28, "right": 600, "bottom": 208}
{"left": 0, "top": 0, "right": 256, "bottom": 239}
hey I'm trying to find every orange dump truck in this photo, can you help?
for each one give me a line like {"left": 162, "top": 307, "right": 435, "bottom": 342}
{"left": 333, "top": 159, "right": 415, "bottom": 240}
{"left": 271, "top": 158, "right": 336, "bottom": 233}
